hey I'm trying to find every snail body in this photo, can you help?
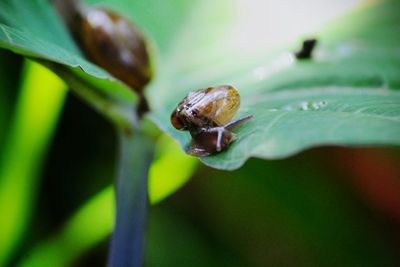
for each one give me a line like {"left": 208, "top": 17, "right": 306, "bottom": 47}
{"left": 171, "top": 85, "right": 252, "bottom": 156}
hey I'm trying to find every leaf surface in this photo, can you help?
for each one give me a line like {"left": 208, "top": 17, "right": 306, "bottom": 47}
{"left": 0, "top": 0, "right": 399, "bottom": 170}
{"left": 147, "top": 0, "right": 400, "bottom": 169}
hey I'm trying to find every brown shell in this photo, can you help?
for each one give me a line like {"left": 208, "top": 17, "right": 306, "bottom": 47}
{"left": 78, "top": 8, "right": 152, "bottom": 92}
{"left": 171, "top": 85, "right": 240, "bottom": 130}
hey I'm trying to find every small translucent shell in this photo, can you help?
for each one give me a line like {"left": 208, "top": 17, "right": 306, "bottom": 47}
{"left": 171, "top": 85, "right": 241, "bottom": 131}
{"left": 186, "top": 85, "right": 240, "bottom": 126}
{"left": 171, "top": 85, "right": 252, "bottom": 157}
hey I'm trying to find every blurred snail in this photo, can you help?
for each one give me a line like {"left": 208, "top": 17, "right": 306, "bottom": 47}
{"left": 54, "top": 0, "right": 153, "bottom": 115}
{"left": 295, "top": 38, "right": 318, "bottom": 60}
{"left": 171, "top": 85, "right": 252, "bottom": 157}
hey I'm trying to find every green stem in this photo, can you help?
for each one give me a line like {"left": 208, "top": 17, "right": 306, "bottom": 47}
{"left": 44, "top": 62, "right": 138, "bottom": 130}
{"left": 107, "top": 129, "right": 155, "bottom": 267}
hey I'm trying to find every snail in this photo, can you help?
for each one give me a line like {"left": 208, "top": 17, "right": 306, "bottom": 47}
{"left": 54, "top": 0, "right": 153, "bottom": 115}
{"left": 171, "top": 85, "right": 252, "bottom": 157}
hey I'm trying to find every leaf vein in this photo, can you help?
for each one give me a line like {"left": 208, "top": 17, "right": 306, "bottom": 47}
{"left": 0, "top": 24, "right": 12, "bottom": 44}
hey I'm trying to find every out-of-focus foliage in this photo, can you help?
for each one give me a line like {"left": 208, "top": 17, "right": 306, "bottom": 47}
{"left": 21, "top": 147, "right": 400, "bottom": 267}
{"left": 17, "top": 134, "right": 197, "bottom": 266}
{"left": 168, "top": 150, "right": 400, "bottom": 267}
{"left": 0, "top": 61, "right": 67, "bottom": 266}
{"left": 149, "top": 135, "right": 198, "bottom": 203}
{"left": 18, "top": 187, "right": 114, "bottom": 267}
{"left": 0, "top": 50, "right": 21, "bottom": 148}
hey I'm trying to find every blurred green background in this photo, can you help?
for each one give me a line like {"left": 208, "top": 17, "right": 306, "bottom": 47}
{"left": 1, "top": 0, "right": 400, "bottom": 266}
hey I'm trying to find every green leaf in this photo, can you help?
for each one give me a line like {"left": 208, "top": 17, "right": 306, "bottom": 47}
{"left": 0, "top": 0, "right": 137, "bottom": 127}
{"left": 0, "top": 0, "right": 399, "bottom": 171}
{"left": 148, "top": 0, "right": 400, "bottom": 170}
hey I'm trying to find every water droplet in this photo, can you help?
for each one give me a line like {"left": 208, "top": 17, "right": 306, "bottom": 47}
{"left": 297, "top": 100, "right": 328, "bottom": 111}
{"left": 319, "top": 100, "right": 328, "bottom": 107}
{"left": 299, "top": 102, "right": 309, "bottom": 111}
{"left": 311, "top": 103, "right": 320, "bottom": 110}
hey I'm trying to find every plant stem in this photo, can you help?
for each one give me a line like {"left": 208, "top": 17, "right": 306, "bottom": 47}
{"left": 107, "top": 128, "right": 154, "bottom": 267}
